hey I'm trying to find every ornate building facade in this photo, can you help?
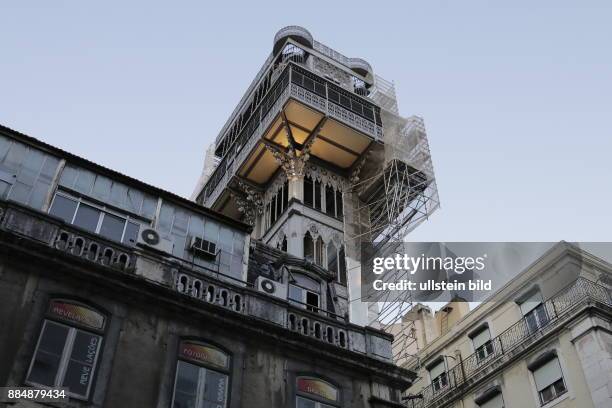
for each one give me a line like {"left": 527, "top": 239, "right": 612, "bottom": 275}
{"left": 193, "top": 26, "right": 439, "bottom": 327}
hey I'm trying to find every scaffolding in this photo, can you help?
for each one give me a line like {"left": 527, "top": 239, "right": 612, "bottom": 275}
{"left": 343, "top": 109, "right": 439, "bottom": 365}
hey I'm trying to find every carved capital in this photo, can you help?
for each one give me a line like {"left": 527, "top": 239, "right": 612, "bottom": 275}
{"left": 232, "top": 181, "right": 264, "bottom": 226}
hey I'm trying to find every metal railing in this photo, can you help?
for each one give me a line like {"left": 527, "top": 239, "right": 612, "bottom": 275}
{"left": 408, "top": 278, "right": 611, "bottom": 408}
{"left": 201, "top": 62, "right": 384, "bottom": 206}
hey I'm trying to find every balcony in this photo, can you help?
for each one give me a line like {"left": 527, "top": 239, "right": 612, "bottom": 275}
{"left": 0, "top": 200, "right": 395, "bottom": 362}
{"left": 200, "top": 62, "right": 384, "bottom": 213}
{"left": 407, "top": 278, "right": 611, "bottom": 408}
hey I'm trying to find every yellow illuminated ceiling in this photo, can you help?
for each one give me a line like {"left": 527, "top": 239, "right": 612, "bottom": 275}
{"left": 217, "top": 98, "right": 374, "bottom": 214}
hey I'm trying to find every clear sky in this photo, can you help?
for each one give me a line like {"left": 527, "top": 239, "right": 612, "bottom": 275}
{"left": 1, "top": 1, "right": 611, "bottom": 242}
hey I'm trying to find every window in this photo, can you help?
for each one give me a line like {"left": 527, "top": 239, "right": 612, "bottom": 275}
{"left": 471, "top": 327, "right": 494, "bottom": 362}
{"left": 326, "top": 243, "right": 347, "bottom": 285}
{"left": 264, "top": 181, "right": 289, "bottom": 231}
{"left": 304, "top": 176, "right": 313, "bottom": 207}
{"left": 429, "top": 360, "right": 448, "bottom": 392}
{"left": 338, "top": 246, "right": 347, "bottom": 285}
{"left": 49, "top": 192, "right": 141, "bottom": 246}
{"left": 315, "top": 237, "right": 324, "bottom": 267}
{"left": 532, "top": 357, "right": 567, "bottom": 405}
{"left": 314, "top": 180, "right": 321, "bottom": 210}
{"left": 296, "top": 376, "right": 339, "bottom": 408}
{"left": 0, "top": 169, "right": 15, "bottom": 199}
{"left": 335, "top": 190, "right": 343, "bottom": 218}
{"left": 327, "top": 242, "right": 338, "bottom": 274}
{"left": 172, "top": 340, "right": 230, "bottom": 408}
{"left": 26, "top": 300, "right": 106, "bottom": 400}
{"left": 303, "top": 232, "right": 314, "bottom": 263}
{"left": 289, "top": 284, "right": 320, "bottom": 312}
{"left": 519, "top": 292, "right": 550, "bottom": 334}
{"left": 325, "top": 185, "right": 335, "bottom": 216}
{"left": 477, "top": 392, "right": 504, "bottom": 408}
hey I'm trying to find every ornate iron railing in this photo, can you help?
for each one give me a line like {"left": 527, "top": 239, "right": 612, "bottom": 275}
{"left": 407, "top": 277, "right": 611, "bottom": 408}
{"left": 201, "top": 62, "right": 384, "bottom": 207}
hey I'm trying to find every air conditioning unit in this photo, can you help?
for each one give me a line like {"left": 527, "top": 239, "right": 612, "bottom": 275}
{"left": 255, "top": 276, "right": 287, "bottom": 300}
{"left": 137, "top": 228, "right": 174, "bottom": 254}
{"left": 189, "top": 236, "right": 217, "bottom": 259}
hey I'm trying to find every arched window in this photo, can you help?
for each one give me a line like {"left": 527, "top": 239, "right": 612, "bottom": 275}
{"left": 327, "top": 242, "right": 338, "bottom": 274}
{"left": 172, "top": 340, "right": 230, "bottom": 408}
{"left": 296, "top": 376, "right": 340, "bottom": 407}
{"left": 303, "top": 232, "right": 314, "bottom": 262}
{"left": 315, "top": 236, "right": 324, "bottom": 266}
{"left": 26, "top": 299, "right": 106, "bottom": 400}
{"left": 325, "top": 185, "right": 335, "bottom": 216}
{"left": 304, "top": 175, "right": 314, "bottom": 207}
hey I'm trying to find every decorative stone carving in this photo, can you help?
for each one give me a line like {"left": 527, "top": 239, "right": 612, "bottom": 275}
{"left": 304, "top": 220, "right": 342, "bottom": 246}
{"left": 233, "top": 181, "right": 264, "bottom": 226}
{"left": 264, "top": 172, "right": 288, "bottom": 202}
{"left": 349, "top": 153, "right": 369, "bottom": 185}
{"left": 305, "top": 164, "right": 348, "bottom": 192}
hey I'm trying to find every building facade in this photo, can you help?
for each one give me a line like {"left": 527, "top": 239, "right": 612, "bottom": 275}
{"left": 0, "top": 124, "right": 413, "bottom": 407}
{"left": 192, "top": 26, "right": 439, "bottom": 327}
{"left": 392, "top": 243, "right": 612, "bottom": 408}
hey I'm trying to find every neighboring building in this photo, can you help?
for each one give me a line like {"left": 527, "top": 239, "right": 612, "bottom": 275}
{"left": 392, "top": 243, "right": 612, "bottom": 408}
{"left": 192, "top": 26, "right": 439, "bottom": 327}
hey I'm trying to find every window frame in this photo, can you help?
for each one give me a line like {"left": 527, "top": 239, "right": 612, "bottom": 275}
{"left": 295, "top": 375, "right": 340, "bottom": 408}
{"left": 288, "top": 283, "right": 320, "bottom": 313}
{"left": 525, "top": 303, "right": 550, "bottom": 333}
{"left": 171, "top": 339, "right": 232, "bottom": 408}
{"left": 428, "top": 359, "right": 449, "bottom": 393}
{"left": 530, "top": 356, "right": 568, "bottom": 406}
{"left": 470, "top": 326, "right": 494, "bottom": 363}
{"left": 48, "top": 191, "right": 143, "bottom": 246}
{"left": 24, "top": 299, "right": 107, "bottom": 401}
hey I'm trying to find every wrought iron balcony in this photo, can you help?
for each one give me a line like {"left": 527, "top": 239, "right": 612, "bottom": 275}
{"left": 406, "top": 278, "right": 611, "bottom": 408}
{"left": 200, "top": 62, "right": 384, "bottom": 207}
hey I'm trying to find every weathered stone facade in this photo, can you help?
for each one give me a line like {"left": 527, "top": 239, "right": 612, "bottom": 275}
{"left": 0, "top": 124, "right": 414, "bottom": 407}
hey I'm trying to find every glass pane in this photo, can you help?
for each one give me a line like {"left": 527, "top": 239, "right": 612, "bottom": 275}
{"left": 123, "top": 221, "right": 140, "bottom": 246}
{"left": 27, "top": 321, "right": 69, "bottom": 386}
{"left": 61, "top": 331, "right": 101, "bottom": 397}
{"left": 73, "top": 204, "right": 101, "bottom": 233}
{"left": 49, "top": 195, "right": 78, "bottom": 224}
{"left": 338, "top": 246, "right": 347, "bottom": 284}
{"left": 288, "top": 285, "right": 303, "bottom": 303}
{"left": 173, "top": 361, "right": 199, "bottom": 408}
{"left": 314, "top": 180, "right": 321, "bottom": 210}
{"left": 296, "top": 396, "right": 316, "bottom": 408}
{"left": 203, "top": 370, "right": 228, "bottom": 405}
{"left": 335, "top": 190, "right": 343, "bottom": 218}
{"left": 304, "top": 177, "right": 313, "bottom": 206}
{"left": 303, "top": 235, "right": 314, "bottom": 262}
{"left": 327, "top": 244, "right": 338, "bottom": 274}
{"left": 325, "top": 185, "right": 335, "bottom": 216}
{"left": 99, "top": 213, "right": 125, "bottom": 242}
{"left": 306, "top": 292, "right": 319, "bottom": 312}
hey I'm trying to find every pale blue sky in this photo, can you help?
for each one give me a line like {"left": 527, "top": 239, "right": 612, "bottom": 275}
{"left": 1, "top": 1, "right": 611, "bottom": 241}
